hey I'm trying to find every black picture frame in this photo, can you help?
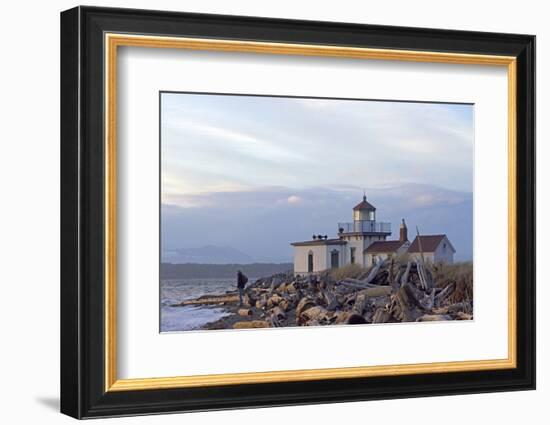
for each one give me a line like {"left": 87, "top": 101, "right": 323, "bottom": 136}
{"left": 61, "top": 5, "right": 535, "bottom": 419}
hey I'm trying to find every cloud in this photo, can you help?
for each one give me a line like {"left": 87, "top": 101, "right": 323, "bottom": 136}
{"left": 287, "top": 195, "right": 301, "bottom": 204}
{"left": 165, "top": 119, "right": 309, "bottom": 163}
{"left": 412, "top": 194, "right": 439, "bottom": 208}
{"left": 161, "top": 93, "right": 474, "bottom": 197}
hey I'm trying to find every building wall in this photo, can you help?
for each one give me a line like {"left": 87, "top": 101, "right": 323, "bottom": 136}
{"left": 293, "top": 244, "right": 347, "bottom": 274}
{"left": 327, "top": 245, "right": 347, "bottom": 270}
{"left": 433, "top": 238, "right": 454, "bottom": 263}
{"left": 409, "top": 239, "right": 454, "bottom": 264}
{"left": 293, "top": 245, "right": 326, "bottom": 274}
{"left": 341, "top": 234, "right": 389, "bottom": 267}
{"left": 342, "top": 237, "right": 365, "bottom": 266}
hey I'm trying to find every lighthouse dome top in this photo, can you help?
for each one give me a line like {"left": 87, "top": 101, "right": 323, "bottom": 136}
{"left": 353, "top": 195, "right": 376, "bottom": 211}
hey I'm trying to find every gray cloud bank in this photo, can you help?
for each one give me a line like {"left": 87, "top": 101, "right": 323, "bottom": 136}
{"left": 161, "top": 183, "right": 472, "bottom": 263}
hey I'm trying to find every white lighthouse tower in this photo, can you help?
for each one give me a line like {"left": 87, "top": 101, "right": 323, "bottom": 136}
{"left": 337, "top": 194, "right": 391, "bottom": 266}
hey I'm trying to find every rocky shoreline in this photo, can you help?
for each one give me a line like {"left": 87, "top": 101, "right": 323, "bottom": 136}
{"left": 172, "top": 259, "right": 473, "bottom": 330}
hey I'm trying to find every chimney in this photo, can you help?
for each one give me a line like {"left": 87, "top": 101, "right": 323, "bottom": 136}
{"left": 400, "top": 219, "right": 408, "bottom": 242}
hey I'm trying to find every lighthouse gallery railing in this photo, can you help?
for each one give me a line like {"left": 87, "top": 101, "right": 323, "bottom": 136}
{"left": 337, "top": 220, "right": 391, "bottom": 234}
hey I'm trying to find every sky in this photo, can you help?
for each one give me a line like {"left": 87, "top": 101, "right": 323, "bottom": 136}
{"left": 161, "top": 92, "right": 474, "bottom": 262}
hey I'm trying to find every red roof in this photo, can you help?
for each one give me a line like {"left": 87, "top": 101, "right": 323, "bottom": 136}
{"left": 408, "top": 235, "right": 454, "bottom": 253}
{"left": 353, "top": 196, "right": 376, "bottom": 211}
{"left": 365, "top": 240, "right": 407, "bottom": 254}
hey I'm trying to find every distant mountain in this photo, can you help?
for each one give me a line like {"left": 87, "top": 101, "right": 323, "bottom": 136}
{"left": 161, "top": 245, "right": 255, "bottom": 264}
{"left": 161, "top": 262, "right": 293, "bottom": 279}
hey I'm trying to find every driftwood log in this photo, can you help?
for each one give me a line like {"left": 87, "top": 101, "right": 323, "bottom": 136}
{"left": 435, "top": 282, "right": 456, "bottom": 307}
{"left": 233, "top": 320, "right": 270, "bottom": 329}
{"left": 417, "top": 314, "right": 452, "bottom": 322}
{"left": 178, "top": 294, "right": 238, "bottom": 305}
{"left": 372, "top": 308, "right": 392, "bottom": 324}
{"left": 400, "top": 261, "right": 412, "bottom": 287}
{"left": 364, "top": 259, "right": 386, "bottom": 284}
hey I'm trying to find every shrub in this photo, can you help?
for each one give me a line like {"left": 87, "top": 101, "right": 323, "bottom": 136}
{"left": 394, "top": 252, "right": 410, "bottom": 264}
{"left": 432, "top": 261, "right": 473, "bottom": 304}
{"left": 329, "top": 263, "right": 365, "bottom": 281}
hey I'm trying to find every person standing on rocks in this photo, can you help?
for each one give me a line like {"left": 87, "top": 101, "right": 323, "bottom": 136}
{"left": 237, "top": 270, "right": 248, "bottom": 306}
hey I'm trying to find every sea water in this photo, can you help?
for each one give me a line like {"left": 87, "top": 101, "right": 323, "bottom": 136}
{"left": 160, "top": 278, "right": 241, "bottom": 332}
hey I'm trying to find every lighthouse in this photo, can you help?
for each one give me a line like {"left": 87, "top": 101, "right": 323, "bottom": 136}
{"left": 290, "top": 193, "right": 455, "bottom": 275}
{"left": 337, "top": 194, "right": 392, "bottom": 266}
{"left": 290, "top": 194, "right": 392, "bottom": 274}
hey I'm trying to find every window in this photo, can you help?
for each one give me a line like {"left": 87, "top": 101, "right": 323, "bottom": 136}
{"left": 350, "top": 247, "right": 356, "bottom": 264}
{"left": 330, "top": 250, "right": 339, "bottom": 269}
{"left": 307, "top": 252, "right": 314, "bottom": 273}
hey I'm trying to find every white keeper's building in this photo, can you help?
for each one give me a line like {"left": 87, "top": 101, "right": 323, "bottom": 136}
{"left": 290, "top": 195, "right": 455, "bottom": 275}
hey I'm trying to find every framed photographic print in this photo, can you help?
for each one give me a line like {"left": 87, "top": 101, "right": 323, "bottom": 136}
{"left": 60, "top": 6, "right": 536, "bottom": 419}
